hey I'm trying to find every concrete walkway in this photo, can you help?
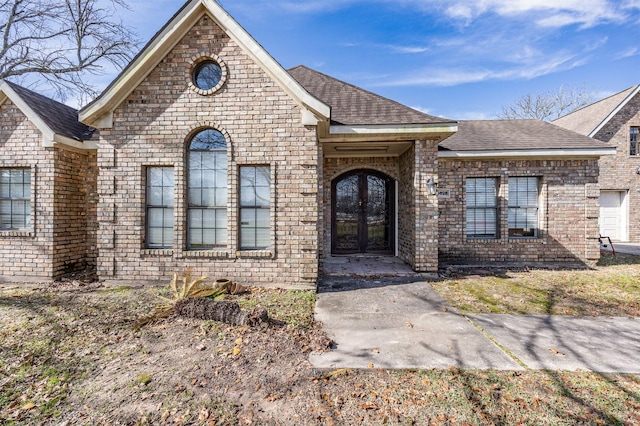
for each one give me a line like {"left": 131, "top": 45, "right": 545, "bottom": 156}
{"left": 602, "top": 242, "right": 640, "bottom": 256}
{"left": 310, "top": 277, "right": 640, "bottom": 373}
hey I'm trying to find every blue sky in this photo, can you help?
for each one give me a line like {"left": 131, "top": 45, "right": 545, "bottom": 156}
{"left": 113, "top": 0, "right": 640, "bottom": 120}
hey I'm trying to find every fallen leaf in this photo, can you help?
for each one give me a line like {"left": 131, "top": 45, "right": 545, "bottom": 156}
{"left": 368, "top": 363, "right": 374, "bottom": 368}
{"left": 21, "top": 402, "right": 35, "bottom": 411}
{"left": 406, "top": 322, "right": 414, "bottom": 328}
{"left": 549, "top": 348, "right": 565, "bottom": 356}
{"left": 199, "top": 407, "right": 211, "bottom": 422}
{"left": 324, "top": 368, "right": 351, "bottom": 379}
{"left": 358, "top": 402, "right": 378, "bottom": 410}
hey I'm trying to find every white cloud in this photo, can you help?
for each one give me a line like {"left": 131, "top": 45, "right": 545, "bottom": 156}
{"left": 445, "top": 4, "right": 474, "bottom": 23}
{"left": 219, "top": 0, "right": 639, "bottom": 31}
{"left": 452, "top": 110, "right": 494, "bottom": 120}
{"left": 394, "top": 46, "right": 430, "bottom": 54}
{"left": 615, "top": 47, "right": 640, "bottom": 59}
{"left": 415, "top": 0, "right": 634, "bottom": 28}
{"left": 378, "top": 51, "right": 582, "bottom": 87}
{"left": 410, "top": 105, "right": 433, "bottom": 115}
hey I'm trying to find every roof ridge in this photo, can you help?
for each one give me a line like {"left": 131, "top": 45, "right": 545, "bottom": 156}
{"left": 554, "top": 84, "right": 640, "bottom": 121}
{"left": 288, "top": 65, "right": 454, "bottom": 124}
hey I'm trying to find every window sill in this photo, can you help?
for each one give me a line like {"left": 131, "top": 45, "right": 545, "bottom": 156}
{"left": 184, "top": 250, "right": 229, "bottom": 258}
{"left": 236, "top": 250, "right": 272, "bottom": 258}
{"left": 508, "top": 237, "right": 543, "bottom": 243}
{"left": 465, "top": 237, "right": 499, "bottom": 242}
{"left": 0, "top": 229, "right": 34, "bottom": 237}
{"left": 141, "top": 249, "right": 173, "bottom": 257}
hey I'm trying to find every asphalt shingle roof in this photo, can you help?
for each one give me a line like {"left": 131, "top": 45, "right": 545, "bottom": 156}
{"left": 552, "top": 85, "right": 640, "bottom": 136}
{"left": 288, "top": 65, "right": 454, "bottom": 126}
{"left": 4, "top": 80, "right": 96, "bottom": 141}
{"left": 439, "top": 119, "right": 612, "bottom": 151}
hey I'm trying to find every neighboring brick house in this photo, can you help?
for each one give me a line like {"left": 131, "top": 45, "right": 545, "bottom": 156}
{"left": 554, "top": 86, "right": 640, "bottom": 243}
{"left": 0, "top": 80, "right": 98, "bottom": 278}
{"left": 1, "top": 0, "right": 615, "bottom": 284}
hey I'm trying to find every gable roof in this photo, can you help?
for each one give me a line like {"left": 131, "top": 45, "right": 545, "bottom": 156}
{"left": 79, "top": 0, "right": 330, "bottom": 128}
{"left": 288, "top": 65, "right": 453, "bottom": 126}
{"left": 0, "top": 80, "right": 97, "bottom": 149}
{"left": 439, "top": 119, "right": 615, "bottom": 158}
{"left": 552, "top": 85, "right": 640, "bottom": 137}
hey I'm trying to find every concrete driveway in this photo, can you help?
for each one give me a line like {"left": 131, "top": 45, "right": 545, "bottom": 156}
{"left": 310, "top": 276, "right": 640, "bottom": 373}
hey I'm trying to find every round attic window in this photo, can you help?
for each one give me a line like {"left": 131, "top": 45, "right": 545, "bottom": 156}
{"left": 192, "top": 60, "right": 222, "bottom": 91}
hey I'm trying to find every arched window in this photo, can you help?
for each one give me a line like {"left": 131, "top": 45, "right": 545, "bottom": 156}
{"left": 187, "top": 129, "right": 227, "bottom": 249}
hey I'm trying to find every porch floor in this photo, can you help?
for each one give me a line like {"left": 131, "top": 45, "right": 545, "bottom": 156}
{"left": 322, "top": 255, "right": 417, "bottom": 277}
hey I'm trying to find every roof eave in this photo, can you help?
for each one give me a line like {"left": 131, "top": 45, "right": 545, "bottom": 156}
{"left": 589, "top": 85, "right": 640, "bottom": 137}
{"left": 438, "top": 147, "right": 617, "bottom": 159}
{"left": 79, "top": 0, "right": 329, "bottom": 128}
{"left": 1, "top": 80, "right": 94, "bottom": 150}
{"left": 1, "top": 80, "right": 56, "bottom": 145}
{"left": 322, "top": 122, "right": 458, "bottom": 142}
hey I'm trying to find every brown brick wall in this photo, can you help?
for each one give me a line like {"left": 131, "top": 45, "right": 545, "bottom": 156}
{"left": 398, "top": 146, "right": 415, "bottom": 265}
{"left": 593, "top": 93, "right": 640, "bottom": 242}
{"left": 96, "top": 16, "right": 320, "bottom": 286}
{"left": 0, "top": 100, "right": 54, "bottom": 277}
{"left": 52, "top": 148, "right": 98, "bottom": 275}
{"left": 438, "top": 158, "right": 600, "bottom": 265}
{"left": 413, "top": 140, "right": 439, "bottom": 272}
{"left": 0, "top": 100, "right": 98, "bottom": 278}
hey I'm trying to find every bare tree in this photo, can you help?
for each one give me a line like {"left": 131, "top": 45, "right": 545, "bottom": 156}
{"left": 498, "top": 84, "right": 597, "bottom": 121}
{"left": 0, "top": 0, "right": 138, "bottom": 103}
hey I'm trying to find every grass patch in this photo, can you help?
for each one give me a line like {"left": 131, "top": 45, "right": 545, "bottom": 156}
{"left": 1, "top": 280, "right": 638, "bottom": 425}
{"left": 237, "top": 288, "right": 316, "bottom": 329}
{"left": 97, "top": 285, "right": 131, "bottom": 294}
{"left": 0, "top": 288, "right": 157, "bottom": 424}
{"left": 433, "top": 254, "right": 640, "bottom": 316}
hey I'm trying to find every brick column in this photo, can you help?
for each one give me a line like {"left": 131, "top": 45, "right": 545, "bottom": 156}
{"left": 413, "top": 139, "right": 439, "bottom": 272}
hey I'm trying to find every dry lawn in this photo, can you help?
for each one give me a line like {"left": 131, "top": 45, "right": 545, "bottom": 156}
{"left": 0, "top": 254, "right": 639, "bottom": 425}
{"left": 433, "top": 252, "right": 640, "bottom": 317}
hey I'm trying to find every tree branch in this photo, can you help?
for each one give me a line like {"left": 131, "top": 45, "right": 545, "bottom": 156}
{"left": 0, "top": 0, "right": 138, "bottom": 103}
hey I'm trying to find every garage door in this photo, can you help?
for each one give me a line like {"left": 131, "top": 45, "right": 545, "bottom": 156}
{"left": 599, "top": 191, "right": 626, "bottom": 241}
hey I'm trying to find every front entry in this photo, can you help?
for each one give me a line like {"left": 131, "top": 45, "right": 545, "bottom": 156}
{"left": 332, "top": 170, "right": 395, "bottom": 254}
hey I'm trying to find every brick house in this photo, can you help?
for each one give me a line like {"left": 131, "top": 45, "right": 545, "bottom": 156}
{"left": 554, "top": 85, "right": 640, "bottom": 243}
{"left": 1, "top": 0, "right": 614, "bottom": 284}
{"left": 0, "top": 80, "right": 98, "bottom": 278}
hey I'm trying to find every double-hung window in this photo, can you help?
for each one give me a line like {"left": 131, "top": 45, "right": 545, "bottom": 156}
{"left": 0, "top": 168, "right": 31, "bottom": 230}
{"left": 630, "top": 127, "right": 639, "bottom": 156}
{"left": 187, "top": 129, "right": 228, "bottom": 249}
{"left": 508, "top": 177, "right": 539, "bottom": 238}
{"left": 466, "top": 177, "right": 498, "bottom": 239}
{"left": 239, "top": 166, "right": 270, "bottom": 250}
{"left": 146, "top": 167, "right": 174, "bottom": 248}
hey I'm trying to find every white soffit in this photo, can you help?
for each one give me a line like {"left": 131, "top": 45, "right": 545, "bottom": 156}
{"left": 330, "top": 123, "right": 458, "bottom": 135}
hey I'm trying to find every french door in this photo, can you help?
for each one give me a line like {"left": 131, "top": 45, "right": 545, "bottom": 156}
{"left": 331, "top": 170, "right": 394, "bottom": 254}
